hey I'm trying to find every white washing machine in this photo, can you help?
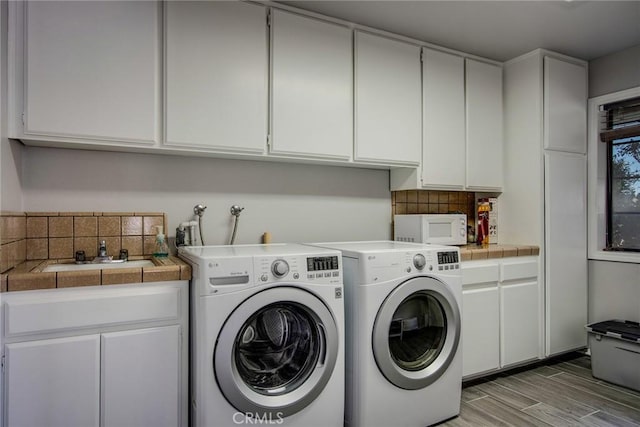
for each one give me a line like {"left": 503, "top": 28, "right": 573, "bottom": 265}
{"left": 311, "top": 241, "right": 462, "bottom": 427}
{"left": 178, "top": 244, "right": 344, "bottom": 427}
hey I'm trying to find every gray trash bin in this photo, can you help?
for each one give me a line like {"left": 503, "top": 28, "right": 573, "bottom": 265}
{"left": 586, "top": 320, "right": 640, "bottom": 392}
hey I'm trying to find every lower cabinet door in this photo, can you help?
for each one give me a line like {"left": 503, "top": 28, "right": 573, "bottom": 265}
{"left": 462, "top": 286, "right": 500, "bottom": 377}
{"left": 101, "top": 325, "right": 181, "bottom": 427}
{"left": 501, "top": 281, "right": 541, "bottom": 367}
{"left": 5, "top": 335, "right": 100, "bottom": 427}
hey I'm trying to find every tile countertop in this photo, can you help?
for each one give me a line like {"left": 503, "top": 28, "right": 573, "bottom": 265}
{"left": 0, "top": 256, "right": 192, "bottom": 292}
{"left": 459, "top": 244, "right": 540, "bottom": 261}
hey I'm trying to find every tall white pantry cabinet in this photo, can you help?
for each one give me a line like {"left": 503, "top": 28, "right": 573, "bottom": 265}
{"left": 501, "top": 49, "right": 588, "bottom": 357}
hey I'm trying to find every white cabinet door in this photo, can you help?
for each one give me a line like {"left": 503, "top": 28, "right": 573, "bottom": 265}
{"left": 466, "top": 59, "right": 503, "bottom": 190}
{"left": 5, "top": 335, "right": 100, "bottom": 427}
{"left": 501, "top": 281, "right": 540, "bottom": 366}
{"left": 23, "top": 1, "right": 159, "bottom": 143}
{"left": 165, "top": 2, "right": 267, "bottom": 153}
{"left": 544, "top": 57, "right": 587, "bottom": 154}
{"left": 101, "top": 326, "right": 181, "bottom": 427}
{"left": 422, "top": 48, "right": 465, "bottom": 188}
{"left": 271, "top": 10, "right": 352, "bottom": 160}
{"left": 355, "top": 31, "right": 421, "bottom": 165}
{"left": 462, "top": 286, "right": 500, "bottom": 377}
{"left": 545, "top": 152, "right": 588, "bottom": 356}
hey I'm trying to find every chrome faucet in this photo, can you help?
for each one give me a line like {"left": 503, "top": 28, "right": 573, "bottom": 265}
{"left": 98, "top": 240, "right": 108, "bottom": 257}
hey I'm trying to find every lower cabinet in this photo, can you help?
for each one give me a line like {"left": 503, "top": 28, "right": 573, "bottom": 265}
{"left": 1, "top": 281, "right": 188, "bottom": 427}
{"left": 461, "top": 256, "right": 540, "bottom": 379}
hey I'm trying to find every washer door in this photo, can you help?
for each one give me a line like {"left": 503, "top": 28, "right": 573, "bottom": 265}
{"left": 215, "top": 287, "right": 338, "bottom": 418}
{"left": 372, "top": 276, "right": 460, "bottom": 390}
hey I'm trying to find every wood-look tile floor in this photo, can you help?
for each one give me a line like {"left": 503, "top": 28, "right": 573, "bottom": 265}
{"left": 439, "top": 353, "right": 640, "bottom": 427}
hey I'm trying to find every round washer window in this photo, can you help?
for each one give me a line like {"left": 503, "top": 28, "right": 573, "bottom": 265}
{"left": 234, "top": 303, "right": 321, "bottom": 395}
{"left": 388, "top": 292, "right": 446, "bottom": 371}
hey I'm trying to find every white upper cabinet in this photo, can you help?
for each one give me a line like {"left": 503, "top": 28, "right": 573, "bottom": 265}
{"left": 466, "top": 59, "right": 504, "bottom": 190}
{"left": 422, "top": 48, "right": 465, "bottom": 188}
{"left": 164, "top": 2, "right": 267, "bottom": 153}
{"left": 270, "top": 10, "right": 352, "bottom": 160}
{"left": 19, "top": 1, "right": 159, "bottom": 144}
{"left": 355, "top": 31, "right": 421, "bottom": 165}
{"left": 544, "top": 57, "right": 588, "bottom": 154}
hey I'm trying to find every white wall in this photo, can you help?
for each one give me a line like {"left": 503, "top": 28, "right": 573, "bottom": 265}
{"left": 587, "top": 45, "right": 640, "bottom": 323}
{"left": 589, "top": 44, "right": 640, "bottom": 98}
{"left": 0, "top": 0, "right": 23, "bottom": 213}
{"left": 22, "top": 147, "right": 392, "bottom": 245}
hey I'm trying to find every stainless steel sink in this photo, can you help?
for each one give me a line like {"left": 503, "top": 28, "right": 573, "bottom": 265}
{"left": 43, "top": 260, "right": 155, "bottom": 273}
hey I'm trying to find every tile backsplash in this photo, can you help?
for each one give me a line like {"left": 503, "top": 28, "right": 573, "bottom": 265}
{"left": 1, "top": 212, "right": 166, "bottom": 274}
{"left": 392, "top": 190, "right": 476, "bottom": 222}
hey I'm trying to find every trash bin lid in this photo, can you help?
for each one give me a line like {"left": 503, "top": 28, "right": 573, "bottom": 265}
{"left": 586, "top": 320, "right": 640, "bottom": 343}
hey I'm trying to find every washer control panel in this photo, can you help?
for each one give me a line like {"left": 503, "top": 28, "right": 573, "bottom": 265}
{"left": 256, "top": 254, "right": 341, "bottom": 285}
{"left": 360, "top": 248, "right": 460, "bottom": 282}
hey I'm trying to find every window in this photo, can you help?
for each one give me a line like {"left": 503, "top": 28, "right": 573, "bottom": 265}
{"left": 602, "top": 97, "right": 640, "bottom": 250}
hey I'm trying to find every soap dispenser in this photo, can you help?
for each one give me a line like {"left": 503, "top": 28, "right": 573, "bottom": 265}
{"left": 153, "top": 226, "right": 169, "bottom": 257}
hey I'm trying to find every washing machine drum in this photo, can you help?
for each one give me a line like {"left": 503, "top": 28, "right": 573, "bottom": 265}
{"left": 215, "top": 287, "right": 339, "bottom": 418}
{"left": 373, "top": 276, "right": 461, "bottom": 390}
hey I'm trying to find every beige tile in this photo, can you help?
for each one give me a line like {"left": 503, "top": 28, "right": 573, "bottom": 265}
{"left": 60, "top": 212, "right": 88, "bottom": 217}
{"left": 428, "top": 192, "right": 439, "bottom": 203}
{"left": 102, "top": 268, "right": 142, "bottom": 285}
{"left": 102, "top": 212, "right": 134, "bottom": 216}
{"left": 470, "top": 248, "right": 489, "bottom": 260}
{"left": 26, "top": 212, "right": 58, "bottom": 217}
{"left": 122, "top": 216, "right": 143, "bottom": 236}
{"left": 1, "top": 216, "right": 25, "bottom": 243}
{"left": 179, "top": 264, "right": 192, "bottom": 280}
{"left": 49, "top": 217, "right": 73, "bottom": 237}
{"left": 407, "top": 203, "right": 418, "bottom": 214}
{"left": 460, "top": 249, "right": 473, "bottom": 262}
{"left": 0, "top": 245, "right": 9, "bottom": 273}
{"left": 418, "top": 191, "right": 429, "bottom": 204}
{"left": 427, "top": 204, "right": 438, "bottom": 214}
{"left": 438, "top": 204, "right": 449, "bottom": 214}
{"left": 143, "top": 216, "right": 164, "bottom": 236}
{"left": 98, "top": 237, "right": 122, "bottom": 258}
{"left": 486, "top": 246, "right": 504, "bottom": 259}
{"left": 143, "top": 236, "right": 157, "bottom": 256}
{"left": 517, "top": 246, "right": 533, "bottom": 256}
{"left": 143, "top": 266, "right": 180, "bottom": 282}
{"left": 99, "top": 216, "right": 121, "bottom": 237}
{"left": 122, "top": 236, "right": 143, "bottom": 256}
{"left": 395, "top": 191, "right": 407, "bottom": 203}
{"left": 74, "top": 216, "right": 97, "bottom": 237}
{"left": 16, "top": 239, "right": 26, "bottom": 265}
{"left": 49, "top": 238, "right": 73, "bottom": 259}
{"left": 134, "top": 212, "right": 165, "bottom": 217}
{"left": 74, "top": 237, "right": 98, "bottom": 258}
{"left": 27, "top": 217, "right": 48, "bottom": 238}
{"left": 418, "top": 204, "right": 429, "bottom": 214}
{"left": 8, "top": 272, "right": 56, "bottom": 291}
{"left": 57, "top": 270, "right": 101, "bottom": 288}
{"left": 438, "top": 193, "right": 449, "bottom": 203}
{"left": 501, "top": 246, "right": 518, "bottom": 258}
{"left": 531, "top": 246, "right": 540, "bottom": 256}
{"left": 395, "top": 203, "right": 406, "bottom": 215}
{"left": 1, "top": 274, "right": 7, "bottom": 292}
{"left": 449, "top": 192, "right": 459, "bottom": 203}
{"left": 391, "top": 192, "right": 396, "bottom": 204}
{"left": 27, "top": 239, "right": 48, "bottom": 260}
{"left": 407, "top": 191, "right": 418, "bottom": 203}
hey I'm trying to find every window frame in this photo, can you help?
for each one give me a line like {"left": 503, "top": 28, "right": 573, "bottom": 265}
{"left": 588, "top": 86, "right": 640, "bottom": 262}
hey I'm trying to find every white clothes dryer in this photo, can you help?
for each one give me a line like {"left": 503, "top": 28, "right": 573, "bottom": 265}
{"left": 179, "top": 244, "right": 344, "bottom": 427}
{"left": 310, "top": 241, "right": 462, "bottom": 427}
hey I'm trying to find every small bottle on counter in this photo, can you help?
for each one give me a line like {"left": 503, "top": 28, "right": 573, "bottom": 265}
{"left": 153, "top": 226, "right": 169, "bottom": 257}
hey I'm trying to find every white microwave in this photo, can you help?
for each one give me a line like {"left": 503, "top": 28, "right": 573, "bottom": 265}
{"left": 394, "top": 214, "right": 467, "bottom": 245}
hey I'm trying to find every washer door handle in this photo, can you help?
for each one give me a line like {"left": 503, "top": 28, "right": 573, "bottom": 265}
{"left": 317, "top": 323, "right": 326, "bottom": 367}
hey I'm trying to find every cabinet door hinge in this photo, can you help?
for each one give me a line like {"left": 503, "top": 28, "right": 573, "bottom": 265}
{"left": 21, "top": 112, "right": 25, "bottom": 125}
{"left": 420, "top": 49, "right": 423, "bottom": 63}
{"left": 267, "top": 134, "right": 271, "bottom": 149}
{"left": 267, "top": 9, "right": 271, "bottom": 28}
{"left": 1, "top": 355, "right": 5, "bottom": 373}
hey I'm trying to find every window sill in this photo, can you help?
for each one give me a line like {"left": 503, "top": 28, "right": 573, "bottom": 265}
{"left": 589, "top": 249, "right": 640, "bottom": 264}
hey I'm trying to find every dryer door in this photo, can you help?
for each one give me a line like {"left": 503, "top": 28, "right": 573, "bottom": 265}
{"left": 215, "top": 286, "right": 339, "bottom": 418}
{"left": 372, "top": 276, "right": 460, "bottom": 390}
